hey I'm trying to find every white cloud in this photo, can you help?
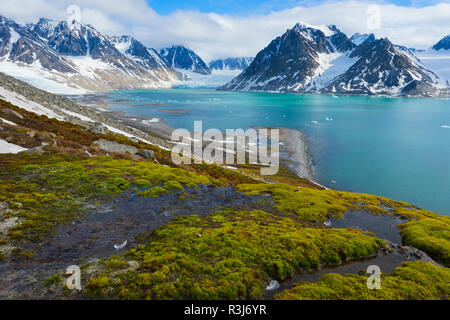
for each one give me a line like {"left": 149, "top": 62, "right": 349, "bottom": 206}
{"left": 1, "top": 0, "right": 449, "bottom": 61}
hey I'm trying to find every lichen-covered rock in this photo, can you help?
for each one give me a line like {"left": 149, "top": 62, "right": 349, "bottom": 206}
{"left": 22, "top": 146, "right": 45, "bottom": 155}
{"left": 92, "top": 139, "right": 138, "bottom": 155}
{"left": 89, "top": 123, "right": 107, "bottom": 135}
{"left": 2, "top": 108, "right": 23, "bottom": 119}
{"left": 138, "top": 149, "right": 154, "bottom": 159}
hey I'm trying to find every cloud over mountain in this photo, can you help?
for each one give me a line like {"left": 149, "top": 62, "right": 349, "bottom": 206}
{"left": 1, "top": 1, "right": 450, "bottom": 61}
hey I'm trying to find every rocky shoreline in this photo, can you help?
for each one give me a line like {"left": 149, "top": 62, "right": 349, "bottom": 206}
{"left": 278, "top": 128, "right": 315, "bottom": 181}
{"left": 66, "top": 92, "right": 320, "bottom": 186}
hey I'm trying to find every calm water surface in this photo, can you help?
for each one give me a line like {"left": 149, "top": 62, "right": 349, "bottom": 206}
{"left": 101, "top": 89, "right": 450, "bottom": 215}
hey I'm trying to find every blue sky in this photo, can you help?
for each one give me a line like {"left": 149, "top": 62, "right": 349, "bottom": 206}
{"left": 147, "top": 0, "right": 449, "bottom": 15}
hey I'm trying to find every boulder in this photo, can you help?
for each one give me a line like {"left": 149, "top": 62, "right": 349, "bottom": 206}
{"left": 139, "top": 149, "right": 154, "bottom": 159}
{"left": 2, "top": 108, "right": 23, "bottom": 119}
{"left": 90, "top": 123, "right": 108, "bottom": 135}
{"left": 23, "top": 146, "right": 45, "bottom": 155}
{"left": 92, "top": 139, "right": 138, "bottom": 155}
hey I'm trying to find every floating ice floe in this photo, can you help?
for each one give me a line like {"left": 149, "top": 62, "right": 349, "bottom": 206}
{"left": 114, "top": 240, "right": 127, "bottom": 250}
{"left": 325, "top": 117, "right": 333, "bottom": 121}
{"left": 441, "top": 125, "right": 450, "bottom": 129}
{"left": 311, "top": 120, "right": 319, "bottom": 124}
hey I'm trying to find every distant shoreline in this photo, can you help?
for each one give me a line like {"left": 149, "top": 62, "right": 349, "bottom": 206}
{"left": 278, "top": 127, "right": 316, "bottom": 182}
{"left": 72, "top": 94, "right": 319, "bottom": 185}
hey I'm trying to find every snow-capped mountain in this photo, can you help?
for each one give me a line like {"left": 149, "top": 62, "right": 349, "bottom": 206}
{"left": 349, "top": 33, "right": 375, "bottom": 46}
{"left": 221, "top": 23, "right": 356, "bottom": 92}
{"left": 0, "top": 16, "right": 180, "bottom": 93}
{"left": 0, "top": 16, "right": 75, "bottom": 74}
{"left": 323, "top": 38, "right": 440, "bottom": 95}
{"left": 109, "top": 35, "right": 178, "bottom": 81}
{"left": 412, "top": 35, "right": 450, "bottom": 85}
{"left": 160, "top": 45, "right": 210, "bottom": 75}
{"left": 209, "top": 57, "right": 254, "bottom": 71}
{"left": 432, "top": 35, "right": 450, "bottom": 51}
{"left": 221, "top": 23, "right": 443, "bottom": 96}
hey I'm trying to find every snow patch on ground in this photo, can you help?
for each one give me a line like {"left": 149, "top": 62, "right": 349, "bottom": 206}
{"left": 0, "top": 59, "right": 88, "bottom": 94}
{"left": 102, "top": 123, "right": 170, "bottom": 150}
{"left": 0, "top": 118, "right": 17, "bottom": 126}
{"left": 60, "top": 109, "right": 94, "bottom": 122}
{"left": 0, "top": 139, "right": 28, "bottom": 154}
{"left": 0, "top": 86, "right": 65, "bottom": 120}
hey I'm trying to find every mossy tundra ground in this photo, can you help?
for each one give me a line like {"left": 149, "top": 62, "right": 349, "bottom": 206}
{"left": 0, "top": 98, "right": 449, "bottom": 300}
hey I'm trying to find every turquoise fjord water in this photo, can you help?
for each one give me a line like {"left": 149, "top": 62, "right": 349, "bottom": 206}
{"left": 103, "top": 89, "right": 450, "bottom": 215}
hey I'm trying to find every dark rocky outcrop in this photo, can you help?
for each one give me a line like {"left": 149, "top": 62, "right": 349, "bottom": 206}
{"left": 221, "top": 23, "right": 441, "bottom": 97}
{"left": 160, "top": 45, "right": 210, "bottom": 75}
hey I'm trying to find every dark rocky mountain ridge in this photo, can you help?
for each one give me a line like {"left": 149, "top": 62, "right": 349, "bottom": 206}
{"left": 221, "top": 23, "right": 443, "bottom": 96}
{"left": 160, "top": 45, "right": 211, "bottom": 75}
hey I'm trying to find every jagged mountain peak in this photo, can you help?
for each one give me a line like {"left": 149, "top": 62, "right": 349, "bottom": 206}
{"left": 221, "top": 24, "right": 441, "bottom": 96}
{"left": 326, "top": 37, "right": 440, "bottom": 95}
{"left": 220, "top": 22, "right": 356, "bottom": 92}
{"left": 432, "top": 35, "right": 450, "bottom": 51}
{"left": 0, "top": 15, "right": 181, "bottom": 93}
{"left": 27, "top": 18, "right": 112, "bottom": 57}
{"left": 109, "top": 35, "right": 174, "bottom": 75}
{"left": 292, "top": 22, "right": 337, "bottom": 37}
{"left": 209, "top": 57, "right": 254, "bottom": 71}
{"left": 350, "top": 33, "right": 375, "bottom": 46}
{"left": 160, "top": 45, "right": 210, "bottom": 75}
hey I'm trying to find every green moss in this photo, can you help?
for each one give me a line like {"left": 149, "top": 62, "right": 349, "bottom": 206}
{"left": 134, "top": 179, "right": 152, "bottom": 189}
{"left": 43, "top": 274, "right": 62, "bottom": 287}
{"left": 19, "top": 250, "right": 35, "bottom": 259}
{"left": 236, "top": 183, "right": 450, "bottom": 266}
{"left": 0, "top": 153, "right": 212, "bottom": 240}
{"left": 106, "top": 257, "right": 129, "bottom": 269}
{"left": 274, "top": 261, "right": 450, "bottom": 300}
{"left": 85, "top": 276, "right": 112, "bottom": 297}
{"left": 83, "top": 209, "right": 383, "bottom": 299}
{"left": 163, "top": 180, "right": 184, "bottom": 191}
{"left": 137, "top": 186, "right": 168, "bottom": 198}
{"left": 399, "top": 217, "right": 450, "bottom": 266}
{"left": 237, "top": 184, "right": 356, "bottom": 221}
